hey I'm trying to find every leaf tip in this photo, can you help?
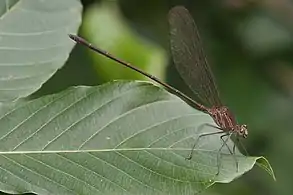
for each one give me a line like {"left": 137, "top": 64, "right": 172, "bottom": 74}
{"left": 256, "top": 156, "right": 276, "bottom": 181}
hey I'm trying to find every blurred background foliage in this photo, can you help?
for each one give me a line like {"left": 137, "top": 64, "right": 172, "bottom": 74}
{"left": 35, "top": 0, "right": 293, "bottom": 194}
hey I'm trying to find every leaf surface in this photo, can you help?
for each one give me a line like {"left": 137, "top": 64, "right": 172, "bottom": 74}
{"left": 0, "top": 0, "right": 82, "bottom": 102}
{"left": 0, "top": 81, "right": 274, "bottom": 195}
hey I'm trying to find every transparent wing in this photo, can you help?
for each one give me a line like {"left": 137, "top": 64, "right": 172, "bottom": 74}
{"left": 168, "top": 6, "right": 222, "bottom": 107}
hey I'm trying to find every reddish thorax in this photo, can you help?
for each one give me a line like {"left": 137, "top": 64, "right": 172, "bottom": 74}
{"left": 206, "top": 106, "right": 248, "bottom": 138}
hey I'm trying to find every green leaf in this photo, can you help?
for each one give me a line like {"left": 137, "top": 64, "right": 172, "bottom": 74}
{"left": 256, "top": 157, "right": 276, "bottom": 181}
{"left": 81, "top": 1, "right": 167, "bottom": 82}
{"left": 0, "top": 81, "right": 274, "bottom": 195}
{"left": 0, "top": 0, "right": 82, "bottom": 102}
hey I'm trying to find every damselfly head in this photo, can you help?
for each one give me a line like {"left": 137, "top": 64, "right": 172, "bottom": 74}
{"left": 239, "top": 124, "right": 248, "bottom": 138}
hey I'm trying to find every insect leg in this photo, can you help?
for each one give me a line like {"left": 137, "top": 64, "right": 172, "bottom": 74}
{"left": 216, "top": 133, "right": 232, "bottom": 175}
{"left": 186, "top": 123, "right": 224, "bottom": 160}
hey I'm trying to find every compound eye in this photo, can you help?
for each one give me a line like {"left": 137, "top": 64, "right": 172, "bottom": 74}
{"left": 240, "top": 128, "right": 244, "bottom": 133}
{"left": 244, "top": 130, "right": 248, "bottom": 138}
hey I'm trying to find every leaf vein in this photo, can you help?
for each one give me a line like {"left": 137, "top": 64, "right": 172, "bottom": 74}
{"left": 57, "top": 153, "right": 129, "bottom": 193}
{"left": 78, "top": 99, "right": 182, "bottom": 149}
{"left": 88, "top": 152, "right": 162, "bottom": 193}
{"left": 0, "top": 88, "right": 75, "bottom": 142}
{"left": 2, "top": 154, "right": 79, "bottom": 195}
{"left": 42, "top": 85, "right": 142, "bottom": 150}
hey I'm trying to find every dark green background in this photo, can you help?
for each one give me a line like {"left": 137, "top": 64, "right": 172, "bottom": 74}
{"left": 32, "top": 0, "right": 292, "bottom": 194}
